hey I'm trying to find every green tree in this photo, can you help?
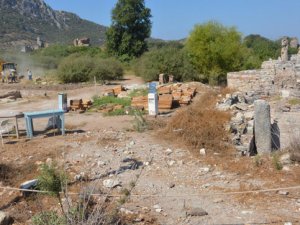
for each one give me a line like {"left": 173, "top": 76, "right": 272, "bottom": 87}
{"left": 134, "top": 47, "right": 198, "bottom": 82}
{"left": 185, "top": 21, "right": 245, "bottom": 84}
{"left": 105, "top": 0, "right": 152, "bottom": 60}
{"left": 243, "top": 34, "right": 281, "bottom": 61}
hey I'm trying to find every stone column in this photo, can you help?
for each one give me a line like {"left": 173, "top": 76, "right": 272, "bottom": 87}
{"left": 254, "top": 100, "right": 272, "bottom": 153}
{"left": 281, "top": 37, "right": 289, "bottom": 62}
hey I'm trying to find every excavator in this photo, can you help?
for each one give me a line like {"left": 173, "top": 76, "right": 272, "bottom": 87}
{"left": 0, "top": 59, "right": 18, "bottom": 83}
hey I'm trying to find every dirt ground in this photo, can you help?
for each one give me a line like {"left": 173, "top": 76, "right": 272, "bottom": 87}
{"left": 0, "top": 76, "right": 300, "bottom": 225}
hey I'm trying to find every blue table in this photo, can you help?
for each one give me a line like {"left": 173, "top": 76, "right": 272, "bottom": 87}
{"left": 24, "top": 110, "right": 65, "bottom": 139}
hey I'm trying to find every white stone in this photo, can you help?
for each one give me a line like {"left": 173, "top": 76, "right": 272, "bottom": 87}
{"left": 199, "top": 148, "right": 206, "bottom": 156}
{"left": 281, "top": 90, "right": 290, "bottom": 98}
{"left": 103, "top": 179, "right": 121, "bottom": 188}
{"left": 165, "top": 148, "right": 173, "bottom": 155}
{"left": 167, "top": 160, "right": 176, "bottom": 166}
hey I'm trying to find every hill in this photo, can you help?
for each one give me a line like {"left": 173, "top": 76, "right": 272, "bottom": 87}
{"left": 0, "top": 0, "right": 107, "bottom": 50}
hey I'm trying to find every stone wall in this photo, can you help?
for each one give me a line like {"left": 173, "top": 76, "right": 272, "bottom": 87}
{"left": 227, "top": 54, "right": 300, "bottom": 97}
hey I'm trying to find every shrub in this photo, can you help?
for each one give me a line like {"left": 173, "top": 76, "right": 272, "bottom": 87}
{"left": 57, "top": 56, "right": 124, "bottom": 84}
{"left": 57, "top": 55, "right": 95, "bottom": 83}
{"left": 37, "top": 163, "right": 67, "bottom": 196}
{"left": 134, "top": 47, "right": 199, "bottom": 82}
{"left": 90, "top": 58, "right": 123, "bottom": 83}
{"left": 272, "top": 153, "right": 283, "bottom": 170}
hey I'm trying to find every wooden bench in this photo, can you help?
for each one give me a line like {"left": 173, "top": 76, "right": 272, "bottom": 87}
{"left": 24, "top": 110, "right": 65, "bottom": 139}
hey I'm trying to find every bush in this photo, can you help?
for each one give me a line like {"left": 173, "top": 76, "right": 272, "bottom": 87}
{"left": 57, "top": 55, "right": 95, "bottom": 83}
{"left": 37, "top": 163, "right": 67, "bottom": 196}
{"left": 57, "top": 56, "right": 124, "bottom": 84}
{"left": 134, "top": 47, "right": 199, "bottom": 82}
{"left": 90, "top": 58, "right": 123, "bottom": 82}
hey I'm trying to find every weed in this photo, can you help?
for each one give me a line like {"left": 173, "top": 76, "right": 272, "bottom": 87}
{"left": 288, "top": 98, "right": 300, "bottom": 105}
{"left": 272, "top": 154, "right": 283, "bottom": 170}
{"left": 132, "top": 110, "right": 148, "bottom": 132}
{"left": 128, "top": 88, "right": 148, "bottom": 98}
{"left": 129, "top": 181, "right": 136, "bottom": 188}
{"left": 32, "top": 211, "right": 65, "bottom": 225}
{"left": 253, "top": 154, "right": 262, "bottom": 167}
{"left": 120, "top": 188, "right": 130, "bottom": 197}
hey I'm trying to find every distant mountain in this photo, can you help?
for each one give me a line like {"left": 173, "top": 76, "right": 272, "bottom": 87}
{"left": 0, "top": 0, "right": 107, "bottom": 50}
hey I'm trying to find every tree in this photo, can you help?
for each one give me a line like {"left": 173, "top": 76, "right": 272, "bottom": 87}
{"left": 243, "top": 34, "right": 280, "bottom": 61}
{"left": 105, "top": 0, "right": 152, "bottom": 60}
{"left": 134, "top": 47, "right": 199, "bottom": 82}
{"left": 185, "top": 21, "right": 246, "bottom": 84}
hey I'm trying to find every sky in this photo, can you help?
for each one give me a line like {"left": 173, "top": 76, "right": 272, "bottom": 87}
{"left": 44, "top": 0, "right": 300, "bottom": 41}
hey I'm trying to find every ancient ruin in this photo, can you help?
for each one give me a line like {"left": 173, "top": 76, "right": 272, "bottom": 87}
{"left": 73, "top": 37, "right": 91, "bottom": 47}
{"left": 227, "top": 38, "right": 300, "bottom": 98}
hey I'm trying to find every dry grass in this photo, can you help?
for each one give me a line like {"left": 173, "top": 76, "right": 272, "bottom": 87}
{"left": 163, "top": 90, "right": 231, "bottom": 155}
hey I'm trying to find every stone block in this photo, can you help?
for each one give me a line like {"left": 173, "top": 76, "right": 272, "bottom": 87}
{"left": 254, "top": 100, "right": 272, "bottom": 153}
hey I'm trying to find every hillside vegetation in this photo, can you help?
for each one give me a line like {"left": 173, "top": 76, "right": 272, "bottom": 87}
{"left": 0, "top": 0, "right": 106, "bottom": 50}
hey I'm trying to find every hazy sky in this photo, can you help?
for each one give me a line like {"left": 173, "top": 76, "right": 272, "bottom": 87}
{"left": 44, "top": 0, "right": 300, "bottom": 41}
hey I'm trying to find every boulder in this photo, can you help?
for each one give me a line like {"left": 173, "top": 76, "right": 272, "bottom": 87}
{"left": 186, "top": 207, "right": 208, "bottom": 217}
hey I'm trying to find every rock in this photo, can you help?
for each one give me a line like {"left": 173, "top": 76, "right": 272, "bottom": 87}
{"left": 241, "top": 210, "right": 253, "bottom": 215}
{"left": 168, "top": 183, "right": 175, "bottom": 188}
{"left": 244, "top": 111, "right": 254, "bottom": 120}
{"left": 217, "top": 103, "right": 230, "bottom": 111}
{"left": 284, "top": 222, "right": 292, "bottom": 225}
{"left": 167, "top": 160, "right": 176, "bottom": 166}
{"left": 282, "top": 166, "right": 290, "bottom": 171}
{"left": 277, "top": 190, "right": 289, "bottom": 195}
{"left": 45, "top": 158, "right": 53, "bottom": 166}
{"left": 97, "top": 161, "right": 106, "bottom": 166}
{"left": 153, "top": 204, "right": 162, "bottom": 212}
{"left": 74, "top": 172, "right": 88, "bottom": 181}
{"left": 120, "top": 208, "right": 134, "bottom": 215}
{"left": 291, "top": 152, "right": 300, "bottom": 162}
{"left": 279, "top": 153, "right": 292, "bottom": 165}
{"left": 155, "top": 208, "right": 162, "bottom": 213}
{"left": 199, "top": 148, "right": 206, "bottom": 156}
{"left": 213, "top": 198, "right": 224, "bottom": 203}
{"left": 232, "top": 112, "right": 244, "bottom": 125}
{"left": 199, "top": 167, "right": 210, "bottom": 173}
{"left": 0, "top": 211, "right": 13, "bottom": 225}
{"left": 202, "top": 183, "right": 211, "bottom": 188}
{"left": 165, "top": 148, "right": 173, "bottom": 155}
{"left": 235, "top": 103, "right": 248, "bottom": 111}
{"left": 103, "top": 179, "right": 121, "bottom": 188}
{"left": 186, "top": 207, "right": 208, "bottom": 217}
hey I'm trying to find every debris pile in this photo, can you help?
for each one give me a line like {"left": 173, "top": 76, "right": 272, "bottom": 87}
{"left": 217, "top": 92, "right": 258, "bottom": 155}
